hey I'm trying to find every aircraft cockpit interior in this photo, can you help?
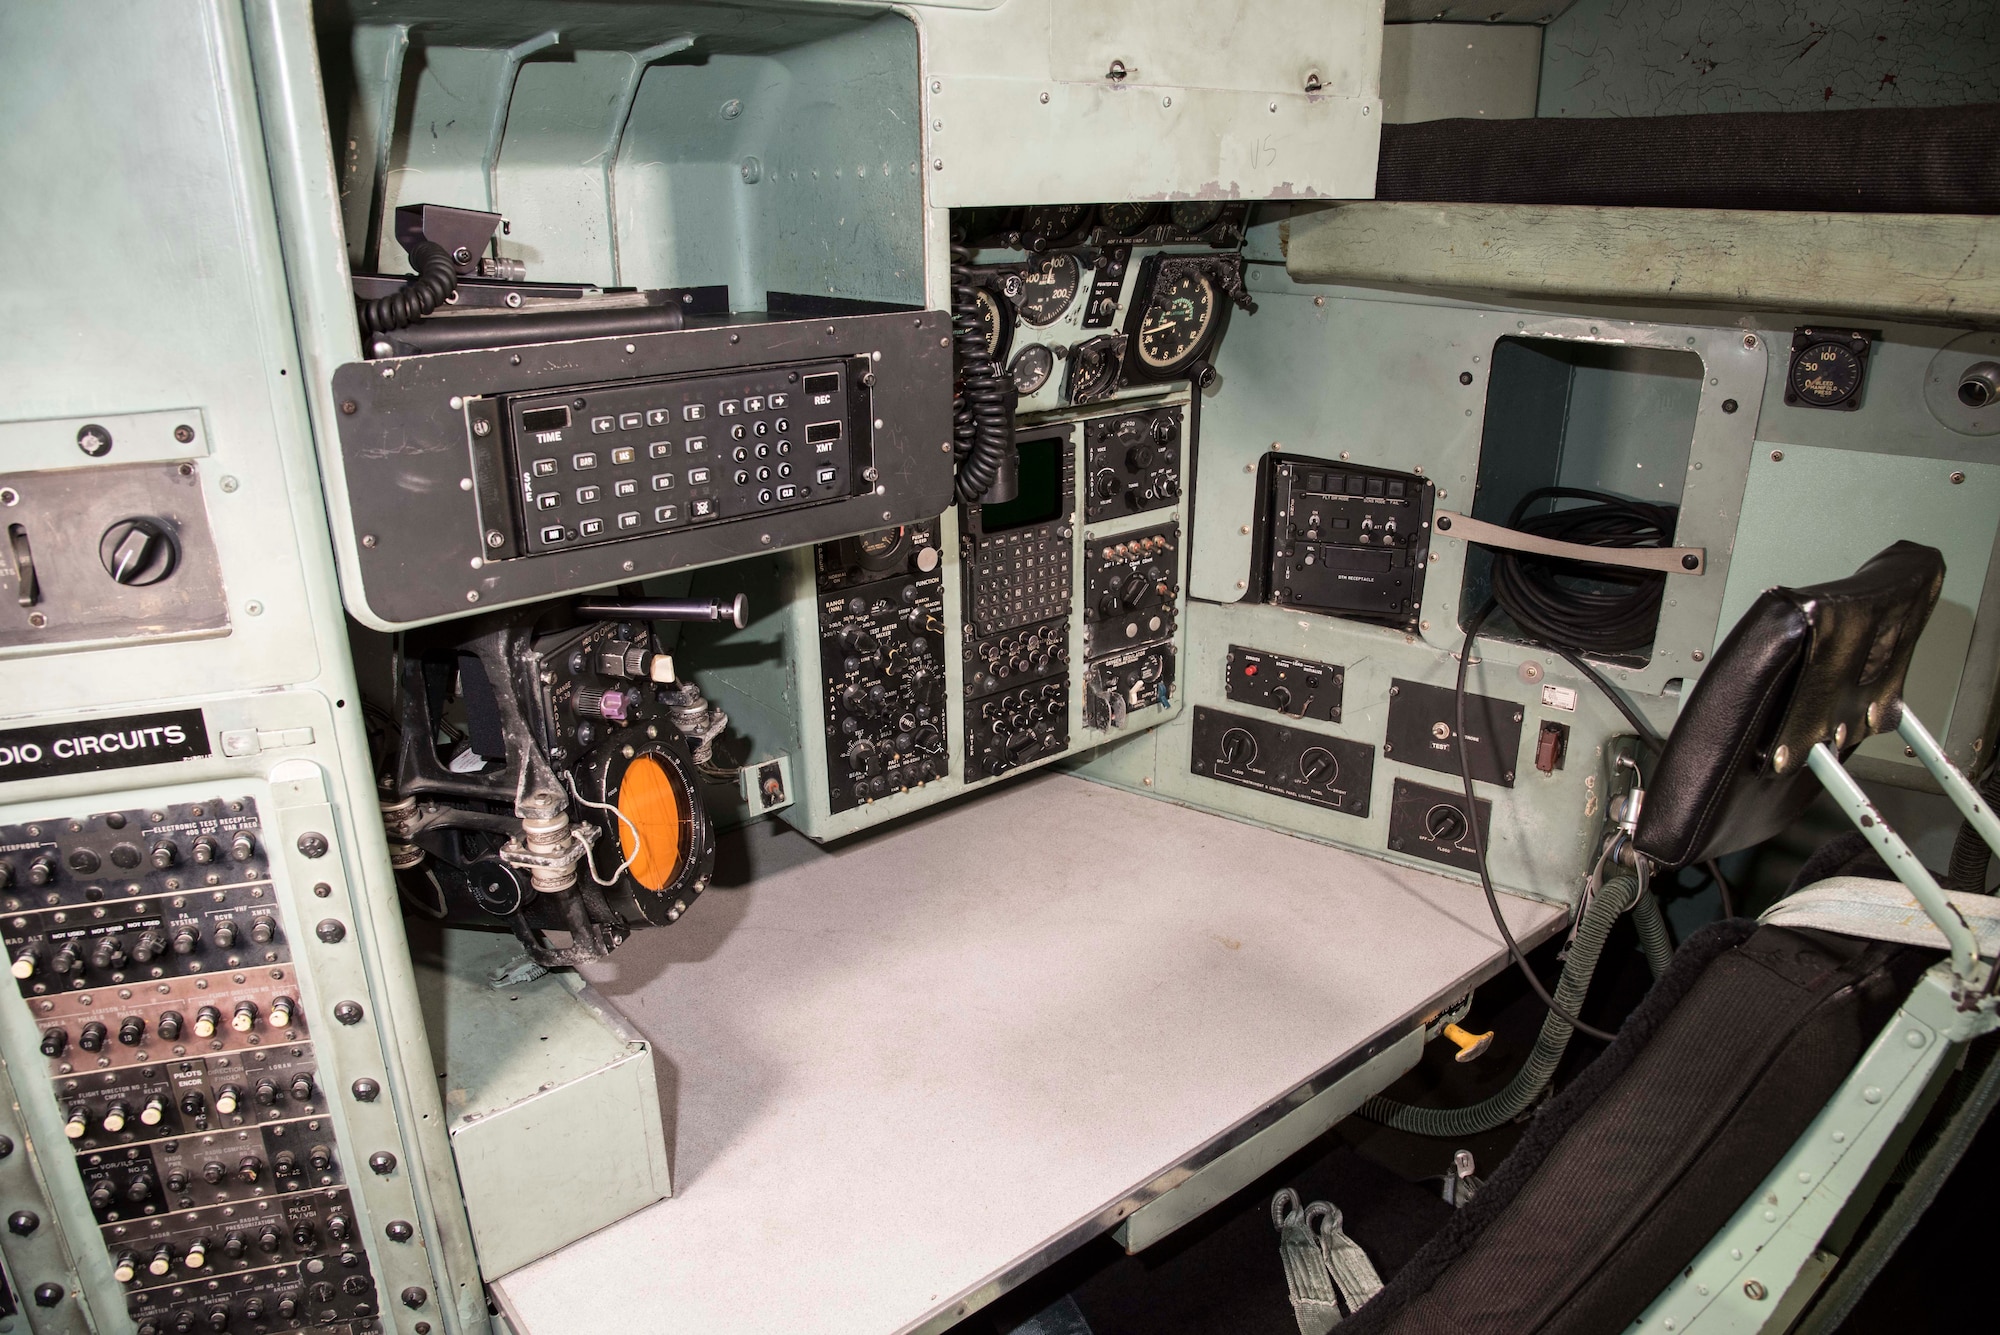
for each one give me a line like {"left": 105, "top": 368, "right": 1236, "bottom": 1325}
{"left": 2, "top": 2, "right": 1998, "bottom": 1333}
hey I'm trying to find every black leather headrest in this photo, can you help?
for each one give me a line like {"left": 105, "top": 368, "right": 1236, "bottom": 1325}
{"left": 1634, "top": 541, "right": 1944, "bottom": 868}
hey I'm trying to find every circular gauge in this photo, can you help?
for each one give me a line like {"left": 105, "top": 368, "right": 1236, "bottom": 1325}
{"left": 952, "top": 206, "right": 1019, "bottom": 246}
{"left": 1019, "top": 204, "right": 1090, "bottom": 251}
{"left": 851, "top": 525, "right": 911, "bottom": 573}
{"left": 1015, "top": 254, "right": 1080, "bottom": 326}
{"left": 1099, "top": 202, "right": 1157, "bottom": 236}
{"left": 1135, "top": 269, "right": 1218, "bottom": 372}
{"left": 971, "top": 285, "right": 1012, "bottom": 362}
{"left": 1010, "top": 344, "right": 1054, "bottom": 396}
{"left": 1169, "top": 200, "right": 1226, "bottom": 235}
{"left": 1788, "top": 340, "right": 1865, "bottom": 408}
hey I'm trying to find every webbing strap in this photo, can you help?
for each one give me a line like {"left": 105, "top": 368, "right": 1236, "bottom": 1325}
{"left": 1272, "top": 1189, "right": 1383, "bottom": 1333}
{"left": 1761, "top": 876, "right": 2000, "bottom": 954}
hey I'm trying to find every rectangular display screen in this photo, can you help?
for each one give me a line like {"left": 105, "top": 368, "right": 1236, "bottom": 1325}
{"left": 981, "top": 434, "right": 1064, "bottom": 533}
{"left": 803, "top": 372, "right": 841, "bottom": 395}
{"left": 520, "top": 405, "right": 570, "bottom": 433}
{"left": 805, "top": 421, "right": 844, "bottom": 444}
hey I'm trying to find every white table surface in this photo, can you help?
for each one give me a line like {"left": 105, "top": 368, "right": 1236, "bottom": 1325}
{"left": 492, "top": 774, "right": 1563, "bottom": 1335}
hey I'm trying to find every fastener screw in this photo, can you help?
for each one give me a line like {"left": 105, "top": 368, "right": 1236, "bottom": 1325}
{"left": 296, "top": 833, "right": 329, "bottom": 859}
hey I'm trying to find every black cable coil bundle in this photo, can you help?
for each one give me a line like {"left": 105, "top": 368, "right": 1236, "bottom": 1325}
{"left": 948, "top": 243, "right": 1012, "bottom": 504}
{"left": 1488, "top": 486, "right": 1679, "bottom": 656}
{"left": 357, "top": 239, "right": 460, "bottom": 336}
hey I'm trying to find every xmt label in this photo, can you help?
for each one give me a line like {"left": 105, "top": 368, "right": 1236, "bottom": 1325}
{"left": 0, "top": 710, "right": 209, "bottom": 780}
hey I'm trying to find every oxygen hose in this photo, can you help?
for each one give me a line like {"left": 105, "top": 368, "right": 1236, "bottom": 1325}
{"left": 357, "top": 239, "right": 459, "bottom": 335}
{"left": 1632, "top": 887, "right": 1675, "bottom": 980}
{"left": 1360, "top": 873, "right": 1644, "bottom": 1138}
{"left": 949, "top": 243, "right": 1013, "bottom": 503}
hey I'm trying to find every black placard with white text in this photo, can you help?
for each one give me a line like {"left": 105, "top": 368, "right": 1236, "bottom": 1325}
{"left": 0, "top": 710, "right": 210, "bottom": 781}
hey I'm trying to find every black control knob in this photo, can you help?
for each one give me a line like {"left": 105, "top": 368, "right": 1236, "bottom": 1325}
{"left": 190, "top": 837, "right": 219, "bottom": 865}
{"left": 210, "top": 919, "right": 237, "bottom": 949}
{"left": 89, "top": 1184, "right": 116, "bottom": 1211}
{"left": 235, "top": 1154, "right": 262, "bottom": 1184}
{"left": 130, "top": 927, "right": 167, "bottom": 963}
{"left": 223, "top": 1233, "right": 247, "bottom": 1259}
{"left": 292, "top": 1222, "right": 316, "bottom": 1247}
{"left": 308, "top": 1143, "right": 334, "bottom": 1174}
{"left": 99, "top": 517, "right": 178, "bottom": 586}
{"left": 1297, "top": 747, "right": 1337, "bottom": 786}
{"left": 90, "top": 935, "right": 126, "bottom": 970}
{"left": 1092, "top": 469, "right": 1119, "bottom": 503}
{"left": 118, "top": 1015, "right": 145, "bottom": 1045}
{"left": 1118, "top": 573, "right": 1151, "bottom": 609}
{"left": 204, "top": 1306, "right": 230, "bottom": 1332}
{"left": 257, "top": 1227, "right": 281, "bottom": 1254}
{"left": 277, "top": 1295, "right": 299, "bottom": 1319}
{"left": 229, "top": 832, "right": 256, "bottom": 862}
{"left": 1218, "top": 729, "right": 1257, "bottom": 768}
{"left": 1425, "top": 804, "right": 1470, "bottom": 844}
{"left": 254, "top": 1078, "right": 280, "bottom": 1106}
{"left": 200, "top": 1161, "right": 226, "bottom": 1185}
{"left": 248, "top": 915, "right": 276, "bottom": 945}
{"left": 327, "top": 1213, "right": 352, "bottom": 1242}
{"left": 1269, "top": 685, "right": 1293, "bottom": 711}
{"left": 242, "top": 1296, "right": 265, "bottom": 1321}
{"left": 165, "top": 1168, "right": 189, "bottom": 1192}
{"left": 110, "top": 843, "right": 141, "bottom": 870}
{"left": 1127, "top": 442, "right": 1156, "bottom": 471}
{"left": 273, "top": 1149, "right": 298, "bottom": 1176}
{"left": 170, "top": 926, "right": 199, "bottom": 955}
{"left": 28, "top": 854, "right": 59, "bottom": 885}
{"left": 150, "top": 840, "right": 178, "bottom": 869}
{"left": 39, "top": 1027, "right": 67, "bottom": 1058}
{"left": 78, "top": 1021, "right": 108, "bottom": 1052}
{"left": 158, "top": 1011, "right": 184, "bottom": 1042}
{"left": 290, "top": 1071, "right": 316, "bottom": 1101}
{"left": 67, "top": 848, "right": 100, "bottom": 875}
{"left": 171, "top": 1310, "right": 196, "bottom": 1334}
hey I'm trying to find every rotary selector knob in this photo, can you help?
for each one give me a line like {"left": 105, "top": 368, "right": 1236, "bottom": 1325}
{"left": 1219, "top": 729, "right": 1256, "bottom": 767}
{"left": 99, "top": 517, "right": 179, "bottom": 586}
{"left": 1092, "top": 469, "right": 1119, "bottom": 503}
{"left": 1127, "top": 442, "right": 1156, "bottom": 471}
{"left": 1297, "top": 747, "right": 1336, "bottom": 785}
{"left": 1425, "top": 805, "right": 1470, "bottom": 843}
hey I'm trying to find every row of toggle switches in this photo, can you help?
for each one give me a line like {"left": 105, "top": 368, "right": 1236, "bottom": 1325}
{"left": 64, "top": 1071, "right": 317, "bottom": 1138}
{"left": 114, "top": 1209, "right": 351, "bottom": 1281}
{"left": 41, "top": 997, "right": 296, "bottom": 1056}
{"left": 1, "top": 833, "right": 257, "bottom": 886}
{"left": 14, "top": 916, "right": 279, "bottom": 979}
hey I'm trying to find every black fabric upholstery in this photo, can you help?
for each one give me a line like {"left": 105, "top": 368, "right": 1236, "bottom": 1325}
{"left": 1376, "top": 105, "right": 2000, "bottom": 214}
{"left": 1343, "top": 923, "right": 1929, "bottom": 1335}
{"left": 1634, "top": 541, "right": 1944, "bottom": 868}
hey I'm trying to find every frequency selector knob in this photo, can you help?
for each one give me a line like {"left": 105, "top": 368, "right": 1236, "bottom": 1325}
{"left": 1218, "top": 729, "right": 1257, "bottom": 768}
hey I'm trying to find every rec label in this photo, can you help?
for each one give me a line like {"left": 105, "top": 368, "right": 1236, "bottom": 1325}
{"left": 0, "top": 710, "right": 210, "bottom": 781}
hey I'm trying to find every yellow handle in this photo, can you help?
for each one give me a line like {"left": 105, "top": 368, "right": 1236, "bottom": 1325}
{"left": 1442, "top": 1021, "right": 1493, "bottom": 1063}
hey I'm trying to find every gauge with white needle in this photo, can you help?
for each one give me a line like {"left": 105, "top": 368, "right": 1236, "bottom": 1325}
{"left": 1135, "top": 269, "right": 1218, "bottom": 372}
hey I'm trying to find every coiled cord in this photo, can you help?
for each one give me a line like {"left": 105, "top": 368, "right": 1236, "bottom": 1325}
{"left": 357, "top": 240, "right": 460, "bottom": 336}
{"left": 950, "top": 243, "right": 1012, "bottom": 503}
{"left": 1489, "top": 486, "right": 1678, "bottom": 655}
{"left": 1947, "top": 759, "right": 2000, "bottom": 893}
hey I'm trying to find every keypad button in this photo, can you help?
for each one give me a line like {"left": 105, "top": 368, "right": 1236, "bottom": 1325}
{"left": 685, "top": 436, "right": 706, "bottom": 454}
{"left": 617, "top": 511, "right": 641, "bottom": 530}
{"left": 816, "top": 467, "right": 838, "bottom": 485}
{"left": 683, "top": 404, "right": 705, "bottom": 421}
{"left": 541, "top": 525, "right": 565, "bottom": 543}
{"left": 744, "top": 395, "right": 765, "bottom": 412}
{"left": 532, "top": 458, "right": 558, "bottom": 476}
{"left": 690, "top": 497, "right": 716, "bottom": 519}
{"left": 652, "top": 473, "right": 675, "bottom": 490}
{"left": 649, "top": 441, "right": 672, "bottom": 459}
{"left": 718, "top": 400, "right": 740, "bottom": 416}
{"left": 577, "top": 486, "right": 600, "bottom": 503}
{"left": 618, "top": 412, "right": 642, "bottom": 431}
{"left": 756, "top": 466, "right": 771, "bottom": 482}
{"left": 655, "top": 504, "right": 680, "bottom": 524}
{"left": 591, "top": 416, "right": 614, "bottom": 434}
{"left": 757, "top": 488, "right": 774, "bottom": 505}
{"left": 734, "top": 469, "right": 751, "bottom": 486}
{"left": 777, "top": 484, "right": 800, "bottom": 500}
{"left": 537, "top": 494, "right": 560, "bottom": 510}
{"left": 754, "top": 442, "right": 770, "bottom": 459}
{"left": 572, "top": 452, "right": 598, "bottom": 470}
{"left": 768, "top": 393, "right": 788, "bottom": 409}
{"left": 754, "top": 421, "right": 769, "bottom": 437}
{"left": 774, "top": 418, "right": 789, "bottom": 432}
{"left": 730, "top": 424, "right": 746, "bottom": 440}
{"left": 614, "top": 480, "right": 637, "bottom": 497}
{"left": 646, "top": 408, "right": 671, "bottom": 426}
{"left": 686, "top": 467, "right": 710, "bottom": 485}
{"left": 579, "top": 518, "right": 604, "bottom": 536}
{"left": 611, "top": 446, "right": 635, "bottom": 465}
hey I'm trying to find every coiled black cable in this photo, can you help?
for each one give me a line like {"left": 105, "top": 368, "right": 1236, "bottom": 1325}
{"left": 357, "top": 240, "right": 460, "bottom": 336}
{"left": 1489, "top": 486, "right": 1678, "bottom": 655}
{"left": 949, "top": 243, "right": 1012, "bottom": 504}
{"left": 1947, "top": 759, "right": 2000, "bottom": 892}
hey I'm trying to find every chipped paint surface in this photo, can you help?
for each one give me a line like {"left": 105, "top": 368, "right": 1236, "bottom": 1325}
{"left": 1541, "top": 0, "right": 2000, "bottom": 116}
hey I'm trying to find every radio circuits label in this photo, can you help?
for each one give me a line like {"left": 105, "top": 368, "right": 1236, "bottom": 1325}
{"left": 0, "top": 710, "right": 209, "bottom": 781}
